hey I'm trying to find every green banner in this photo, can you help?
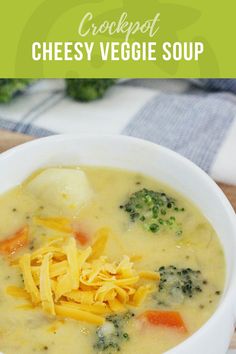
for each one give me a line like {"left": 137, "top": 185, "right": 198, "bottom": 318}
{"left": 0, "top": 0, "right": 235, "bottom": 78}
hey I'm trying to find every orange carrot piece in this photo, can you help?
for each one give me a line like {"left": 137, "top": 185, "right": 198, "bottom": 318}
{"left": 141, "top": 310, "right": 187, "bottom": 332}
{"left": 0, "top": 226, "right": 29, "bottom": 255}
{"left": 74, "top": 231, "right": 89, "bottom": 246}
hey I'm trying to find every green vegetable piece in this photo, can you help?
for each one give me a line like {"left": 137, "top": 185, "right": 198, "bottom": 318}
{"left": 154, "top": 265, "right": 205, "bottom": 307}
{"left": 94, "top": 312, "right": 133, "bottom": 352}
{"left": 0, "top": 79, "right": 33, "bottom": 103}
{"left": 66, "top": 79, "right": 116, "bottom": 102}
{"left": 120, "top": 188, "right": 184, "bottom": 235}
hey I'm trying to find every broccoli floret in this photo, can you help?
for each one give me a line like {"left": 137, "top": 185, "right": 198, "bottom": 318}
{"left": 120, "top": 188, "right": 185, "bottom": 235}
{"left": 0, "top": 79, "right": 33, "bottom": 103}
{"left": 66, "top": 79, "right": 116, "bottom": 102}
{"left": 94, "top": 312, "right": 134, "bottom": 353}
{"left": 154, "top": 265, "right": 205, "bottom": 307}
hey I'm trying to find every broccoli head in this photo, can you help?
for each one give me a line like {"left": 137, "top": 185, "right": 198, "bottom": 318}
{"left": 0, "top": 79, "right": 33, "bottom": 103}
{"left": 94, "top": 312, "right": 134, "bottom": 353}
{"left": 120, "top": 188, "right": 185, "bottom": 235}
{"left": 66, "top": 79, "right": 116, "bottom": 102}
{"left": 154, "top": 265, "right": 205, "bottom": 307}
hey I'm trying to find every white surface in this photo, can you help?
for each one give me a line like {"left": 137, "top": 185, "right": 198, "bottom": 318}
{"left": 0, "top": 134, "right": 236, "bottom": 354}
{"left": 210, "top": 118, "right": 236, "bottom": 185}
{"left": 35, "top": 85, "right": 157, "bottom": 134}
{"left": 0, "top": 80, "right": 65, "bottom": 122}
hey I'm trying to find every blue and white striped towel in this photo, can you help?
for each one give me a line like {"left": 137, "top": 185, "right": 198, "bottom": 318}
{"left": 0, "top": 79, "right": 236, "bottom": 185}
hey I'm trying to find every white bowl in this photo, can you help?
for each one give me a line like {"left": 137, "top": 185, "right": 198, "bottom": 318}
{"left": 0, "top": 134, "right": 236, "bottom": 354}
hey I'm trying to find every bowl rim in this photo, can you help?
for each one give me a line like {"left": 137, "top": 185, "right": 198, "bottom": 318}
{"left": 0, "top": 133, "right": 236, "bottom": 353}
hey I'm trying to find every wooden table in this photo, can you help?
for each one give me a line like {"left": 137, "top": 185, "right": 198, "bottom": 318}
{"left": 0, "top": 128, "right": 236, "bottom": 349}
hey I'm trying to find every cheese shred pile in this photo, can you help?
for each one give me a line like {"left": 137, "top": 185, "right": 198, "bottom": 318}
{"left": 7, "top": 228, "right": 159, "bottom": 326}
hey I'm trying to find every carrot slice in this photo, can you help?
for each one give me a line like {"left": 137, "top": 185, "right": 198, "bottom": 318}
{"left": 74, "top": 231, "right": 89, "bottom": 246}
{"left": 0, "top": 226, "right": 29, "bottom": 255}
{"left": 141, "top": 310, "right": 187, "bottom": 332}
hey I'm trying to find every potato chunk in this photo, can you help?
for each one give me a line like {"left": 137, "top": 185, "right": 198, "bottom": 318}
{"left": 25, "top": 168, "right": 93, "bottom": 215}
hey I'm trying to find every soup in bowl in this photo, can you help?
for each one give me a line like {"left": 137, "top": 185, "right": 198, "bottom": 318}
{"left": 0, "top": 135, "right": 235, "bottom": 354}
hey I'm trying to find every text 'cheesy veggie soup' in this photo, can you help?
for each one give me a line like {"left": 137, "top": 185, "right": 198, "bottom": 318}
{"left": 0, "top": 167, "right": 225, "bottom": 354}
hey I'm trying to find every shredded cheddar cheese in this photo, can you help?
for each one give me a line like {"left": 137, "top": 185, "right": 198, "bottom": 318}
{"left": 34, "top": 216, "right": 72, "bottom": 234}
{"left": 7, "top": 228, "right": 159, "bottom": 325}
{"left": 89, "top": 227, "right": 109, "bottom": 261}
{"left": 19, "top": 254, "right": 40, "bottom": 304}
{"left": 6, "top": 286, "right": 29, "bottom": 299}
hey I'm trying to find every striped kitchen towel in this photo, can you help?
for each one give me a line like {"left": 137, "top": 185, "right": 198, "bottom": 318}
{"left": 0, "top": 79, "right": 236, "bottom": 185}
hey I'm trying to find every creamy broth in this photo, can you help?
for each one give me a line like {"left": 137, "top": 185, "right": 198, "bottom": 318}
{"left": 0, "top": 167, "right": 225, "bottom": 354}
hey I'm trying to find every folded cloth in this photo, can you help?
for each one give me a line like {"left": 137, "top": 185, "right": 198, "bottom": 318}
{"left": 123, "top": 91, "right": 236, "bottom": 185}
{"left": 0, "top": 79, "right": 236, "bottom": 185}
{"left": 191, "top": 79, "right": 236, "bottom": 94}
